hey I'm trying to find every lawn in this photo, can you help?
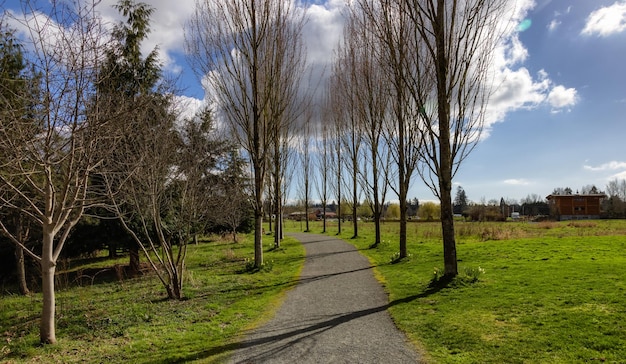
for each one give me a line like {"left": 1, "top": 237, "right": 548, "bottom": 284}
{"left": 1, "top": 234, "right": 305, "bottom": 363}
{"left": 3, "top": 220, "right": 625, "bottom": 363}
{"left": 286, "top": 219, "right": 626, "bottom": 363}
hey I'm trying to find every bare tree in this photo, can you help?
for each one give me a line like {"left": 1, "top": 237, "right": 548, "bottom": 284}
{"left": 322, "top": 86, "right": 344, "bottom": 235}
{"left": 186, "top": 0, "right": 306, "bottom": 268}
{"left": 403, "top": 0, "right": 507, "bottom": 276}
{"left": 332, "top": 34, "right": 364, "bottom": 239}
{"left": 315, "top": 108, "right": 333, "bottom": 233}
{"left": 358, "top": 0, "right": 424, "bottom": 258}
{"left": 0, "top": 0, "right": 111, "bottom": 344}
{"left": 298, "top": 114, "right": 313, "bottom": 232}
{"left": 103, "top": 93, "right": 187, "bottom": 299}
{"left": 344, "top": 5, "right": 392, "bottom": 247}
{"left": 606, "top": 179, "right": 626, "bottom": 201}
{"left": 214, "top": 149, "right": 252, "bottom": 243}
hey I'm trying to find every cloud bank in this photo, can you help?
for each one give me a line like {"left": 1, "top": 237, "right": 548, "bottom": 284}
{"left": 582, "top": 1, "right": 626, "bottom": 37}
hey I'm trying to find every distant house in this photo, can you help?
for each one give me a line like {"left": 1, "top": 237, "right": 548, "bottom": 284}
{"left": 546, "top": 193, "right": 607, "bottom": 220}
{"left": 315, "top": 209, "right": 337, "bottom": 220}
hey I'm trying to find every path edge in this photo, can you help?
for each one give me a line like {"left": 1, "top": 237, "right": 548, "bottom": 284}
{"left": 223, "top": 235, "right": 307, "bottom": 362}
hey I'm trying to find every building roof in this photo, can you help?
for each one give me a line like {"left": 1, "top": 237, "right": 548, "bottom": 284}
{"left": 546, "top": 193, "right": 607, "bottom": 200}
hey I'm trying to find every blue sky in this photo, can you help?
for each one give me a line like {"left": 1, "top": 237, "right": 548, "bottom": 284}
{"left": 454, "top": 0, "right": 626, "bottom": 203}
{"left": 3, "top": 0, "right": 626, "bottom": 204}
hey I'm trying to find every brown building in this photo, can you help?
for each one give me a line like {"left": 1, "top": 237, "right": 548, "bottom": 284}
{"left": 546, "top": 193, "right": 606, "bottom": 220}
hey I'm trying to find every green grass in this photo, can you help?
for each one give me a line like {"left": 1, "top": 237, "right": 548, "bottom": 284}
{"left": 287, "top": 219, "right": 626, "bottom": 363}
{"left": 1, "top": 234, "right": 305, "bottom": 363}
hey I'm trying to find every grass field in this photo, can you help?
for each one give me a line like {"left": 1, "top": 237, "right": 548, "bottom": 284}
{"left": 1, "top": 235, "right": 305, "bottom": 363}
{"left": 285, "top": 219, "right": 626, "bottom": 363}
{"left": 2, "top": 220, "right": 625, "bottom": 363}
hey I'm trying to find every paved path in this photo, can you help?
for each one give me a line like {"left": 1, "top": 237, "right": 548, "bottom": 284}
{"left": 229, "top": 233, "right": 421, "bottom": 363}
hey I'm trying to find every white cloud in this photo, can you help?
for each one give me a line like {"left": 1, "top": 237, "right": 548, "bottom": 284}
{"left": 611, "top": 171, "right": 626, "bottom": 180}
{"left": 303, "top": 2, "right": 345, "bottom": 65}
{"left": 504, "top": 179, "right": 531, "bottom": 186}
{"left": 96, "top": 0, "right": 196, "bottom": 73}
{"left": 547, "top": 85, "right": 578, "bottom": 111}
{"left": 548, "top": 19, "right": 561, "bottom": 31}
{"left": 482, "top": 1, "right": 579, "bottom": 130}
{"left": 174, "top": 95, "right": 206, "bottom": 121}
{"left": 581, "top": 1, "right": 626, "bottom": 37}
{"left": 584, "top": 161, "right": 626, "bottom": 171}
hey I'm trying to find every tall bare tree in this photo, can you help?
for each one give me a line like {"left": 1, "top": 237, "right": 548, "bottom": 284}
{"left": 298, "top": 113, "right": 313, "bottom": 233}
{"left": 0, "top": 0, "right": 111, "bottom": 344}
{"left": 358, "top": 0, "right": 424, "bottom": 258}
{"left": 326, "top": 81, "right": 345, "bottom": 235}
{"left": 332, "top": 35, "right": 364, "bottom": 239}
{"left": 404, "top": 0, "right": 507, "bottom": 276}
{"left": 344, "top": 5, "right": 392, "bottom": 247}
{"left": 186, "top": 0, "right": 306, "bottom": 268}
{"left": 315, "top": 108, "right": 333, "bottom": 233}
{"left": 269, "top": 59, "right": 309, "bottom": 248}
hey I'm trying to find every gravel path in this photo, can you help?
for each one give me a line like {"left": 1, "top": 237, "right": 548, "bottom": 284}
{"left": 228, "top": 233, "right": 421, "bottom": 363}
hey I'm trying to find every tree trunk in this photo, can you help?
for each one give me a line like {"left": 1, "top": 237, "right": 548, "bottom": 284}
{"left": 398, "top": 103, "right": 407, "bottom": 259}
{"left": 268, "top": 201, "right": 273, "bottom": 233}
{"left": 40, "top": 230, "right": 56, "bottom": 344}
{"left": 322, "top": 201, "right": 327, "bottom": 233}
{"left": 435, "top": 0, "right": 458, "bottom": 277}
{"left": 278, "top": 205, "right": 283, "bottom": 240}
{"left": 15, "top": 245, "right": 30, "bottom": 295}
{"left": 129, "top": 242, "right": 141, "bottom": 276}
{"left": 254, "top": 210, "right": 263, "bottom": 268}
{"left": 167, "top": 269, "right": 183, "bottom": 300}
{"left": 108, "top": 241, "right": 118, "bottom": 258}
{"left": 352, "top": 167, "right": 358, "bottom": 238}
{"left": 337, "top": 168, "right": 342, "bottom": 235}
{"left": 254, "top": 167, "right": 264, "bottom": 267}
{"left": 372, "top": 149, "right": 381, "bottom": 247}
{"left": 440, "top": 178, "right": 457, "bottom": 276}
{"left": 399, "top": 189, "right": 408, "bottom": 259}
{"left": 274, "top": 171, "right": 281, "bottom": 248}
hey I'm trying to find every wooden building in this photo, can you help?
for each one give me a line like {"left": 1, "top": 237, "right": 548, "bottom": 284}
{"left": 546, "top": 193, "right": 606, "bottom": 220}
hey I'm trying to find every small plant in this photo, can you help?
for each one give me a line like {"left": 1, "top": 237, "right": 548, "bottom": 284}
{"left": 429, "top": 266, "right": 485, "bottom": 287}
{"left": 244, "top": 258, "right": 255, "bottom": 272}
{"left": 390, "top": 251, "right": 412, "bottom": 263}
{"left": 432, "top": 267, "right": 444, "bottom": 282}
{"left": 243, "top": 258, "right": 274, "bottom": 273}
{"left": 461, "top": 266, "right": 485, "bottom": 283}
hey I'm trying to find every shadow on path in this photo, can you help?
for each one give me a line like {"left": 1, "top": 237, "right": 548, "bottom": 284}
{"left": 169, "top": 233, "right": 432, "bottom": 363}
{"left": 171, "top": 283, "right": 445, "bottom": 363}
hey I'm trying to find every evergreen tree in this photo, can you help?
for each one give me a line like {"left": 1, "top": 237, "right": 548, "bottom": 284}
{"left": 96, "top": 0, "right": 163, "bottom": 275}
{"left": 453, "top": 186, "right": 468, "bottom": 215}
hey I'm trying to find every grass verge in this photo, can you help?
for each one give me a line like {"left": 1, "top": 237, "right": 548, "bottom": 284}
{"left": 1, "top": 234, "right": 305, "bottom": 363}
{"left": 285, "top": 219, "right": 626, "bottom": 363}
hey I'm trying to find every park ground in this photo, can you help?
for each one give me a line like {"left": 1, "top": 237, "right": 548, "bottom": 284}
{"left": 2, "top": 219, "right": 625, "bottom": 363}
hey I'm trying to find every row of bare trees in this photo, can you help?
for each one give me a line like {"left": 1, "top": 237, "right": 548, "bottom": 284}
{"left": 318, "top": 0, "right": 507, "bottom": 276}
{"left": 184, "top": 0, "right": 507, "bottom": 281}
{"left": 186, "top": 0, "right": 308, "bottom": 266}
